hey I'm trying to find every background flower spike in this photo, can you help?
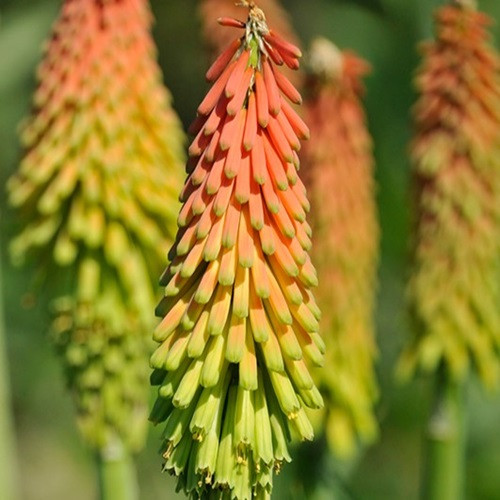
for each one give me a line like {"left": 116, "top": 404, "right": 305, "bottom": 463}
{"left": 397, "top": 2, "right": 500, "bottom": 498}
{"left": 199, "top": 0, "right": 303, "bottom": 89}
{"left": 7, "top": 0, "right": 185, "bottom": 489}
{"left": 398, "top": 0, "right": 500, "bottom": 390}
{"left": 301, "top": 37, "right": 380, "bottom": 459}
{"left": 151, "top": 4, "right": 323, "bottom": 498}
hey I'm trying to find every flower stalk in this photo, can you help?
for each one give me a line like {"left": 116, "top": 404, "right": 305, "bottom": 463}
{"left": 423, "top": 371, "right": 465, "bottom": 500}
{"left": 96, "top": 443, "right": 139, "bottom": 500}
{"left": 0, "top": 245, "right": 20, "bottom": 500}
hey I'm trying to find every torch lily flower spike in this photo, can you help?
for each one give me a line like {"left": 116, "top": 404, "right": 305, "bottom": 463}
{"left": 7, "top": 0, "right": 185, "bottom": 452}
{"left": 399, "top": 0, "right": 500, "bottom": 388}
{"left": 150, "top": 3, "right": 323, "bottom": 498}
{"left": 302, "top": 38, "right": 379, "bottom": 459}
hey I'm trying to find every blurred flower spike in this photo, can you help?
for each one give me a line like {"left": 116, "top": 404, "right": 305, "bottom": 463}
{"left": 150, "top": 3, "right": 324, "bottom": 498}
{"left": 7, "top": 0, "right": 185, "bottom": 451}
{"left": 302, "top": 38, "right": 379, "bottom": 459}
{"left": 399, "top": 0, "right": 500, "bottom": 388}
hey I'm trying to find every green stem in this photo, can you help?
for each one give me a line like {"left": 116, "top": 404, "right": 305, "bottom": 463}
{"left": 422, "top": 374, "right": 465, "bottom": 500}
{"left": 0, "top": 248, "right": 20, "bottom": 500}
{"left": 96, "top": 442, "right": 138, "bottom": 500}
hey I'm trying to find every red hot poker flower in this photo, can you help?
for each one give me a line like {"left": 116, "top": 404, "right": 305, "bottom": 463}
{"left": 400, "top": 1, "right": 500, "bottom": 388}
{"left": 150, "top": 4, "right": 323, "bottom": 499}
{"left": 302, "top": 38, "right": 379, "bottom": 459}
{"left": 7, "top": 0, "right": 185, "bottom": 453}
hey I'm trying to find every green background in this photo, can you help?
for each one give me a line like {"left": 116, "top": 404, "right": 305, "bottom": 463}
{"left": 1, "top": 0, "right": 499, "bottom": 498}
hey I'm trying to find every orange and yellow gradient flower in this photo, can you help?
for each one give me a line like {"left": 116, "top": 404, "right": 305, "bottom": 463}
{"left": 399, "top": 0, "right": 500, "bottom": 388}
{"left": 302, "top": 38, "right": 379, "bottom": 458}
{"left": 7, "top": 0, "right": 184, "bottom": 451}
{"left": 150, "top": 4, "right": 324, "bottom": 498}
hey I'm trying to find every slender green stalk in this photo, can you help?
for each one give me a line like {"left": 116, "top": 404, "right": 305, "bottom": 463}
{"left": 422, "top": 373, "right": 465, "bottom": 500}
{"left": 96, "top": 442, "right": 138, "bottom": 500}
{"left": 0, "top": 247, "right": 20, "bottom": 500}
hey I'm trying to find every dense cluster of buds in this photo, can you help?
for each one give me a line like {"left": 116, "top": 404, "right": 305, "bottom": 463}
{"left": 199, "top": 0, "right": 302, "bottom": 87}
{"left": 51, "top": 292, "right": 150, "bottom": 451}
{"left": 7, "top": 0, "right": 184, "bottom": 450}
{"left": 150, "top": 4, "right": 324, "bottom": 498}
{"left": 399, "top": 1, "right": 500, "bottom": 387}
{"left": 302, "top": 38, "right": 379, "bottom": 458}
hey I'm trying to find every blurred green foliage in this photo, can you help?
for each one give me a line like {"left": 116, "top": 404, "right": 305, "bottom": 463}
{"left": 1, "top": 1, "right": 499, "bottom": 499}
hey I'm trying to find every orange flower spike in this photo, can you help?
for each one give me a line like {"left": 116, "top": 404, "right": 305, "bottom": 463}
{"left": 151, "top": 4, "right": 322, "bottom": 498}
{"left": 400, "top": 2, "right": 500, "bottom": 386}
{"left": 8, "top": 0, "right": 186, "bottom": 454}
